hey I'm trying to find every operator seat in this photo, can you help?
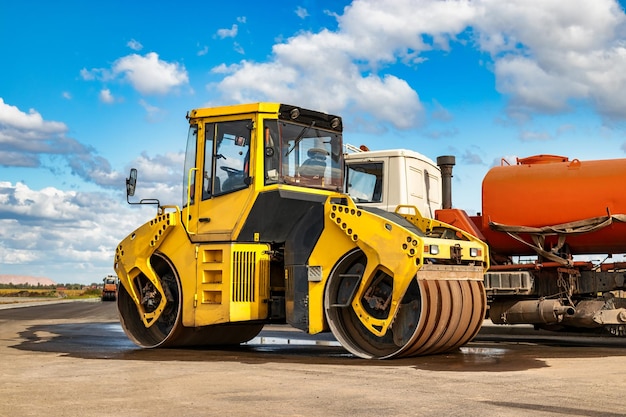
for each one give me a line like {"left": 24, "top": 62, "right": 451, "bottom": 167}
{"left": 298, "top": 147, "right": 328, "bottom": 178}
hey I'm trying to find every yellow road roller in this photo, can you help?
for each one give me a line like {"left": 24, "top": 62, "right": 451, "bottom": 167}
{"left": 114, "top": 103, "right": 488, "bottom": 359}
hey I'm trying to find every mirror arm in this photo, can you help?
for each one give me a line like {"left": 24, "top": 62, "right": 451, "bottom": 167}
{"left": 125, "top": 168, "right": 160, "bottom": 207}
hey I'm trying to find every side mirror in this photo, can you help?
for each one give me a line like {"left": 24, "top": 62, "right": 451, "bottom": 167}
{"left": 126, "top": 168, "right": 137, "bottom": 197}
{"left": 124, "top": 168, "right": 159, "bottom": 207}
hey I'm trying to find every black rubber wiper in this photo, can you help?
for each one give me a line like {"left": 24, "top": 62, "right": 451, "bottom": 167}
{"left": 285, "top": 121, "right": 316, "bottom": 157}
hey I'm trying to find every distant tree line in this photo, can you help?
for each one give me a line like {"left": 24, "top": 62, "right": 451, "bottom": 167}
{"left": 0, "top": 283, "right": 101, "bottom": 290}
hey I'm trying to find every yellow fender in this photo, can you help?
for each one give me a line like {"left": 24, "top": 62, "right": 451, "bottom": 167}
{"left": 114, "top": 208, "right": 178, "bottom": 327}
{"left": 326, "top": 198, "right": 423, "bottom": 337}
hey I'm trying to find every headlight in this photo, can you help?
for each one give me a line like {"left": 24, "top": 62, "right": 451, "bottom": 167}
{"left": 469, "top": 247, "right": 481, "bottom": 257}
{"left": 427, "top": 245, "right": 439, "bottom": 255}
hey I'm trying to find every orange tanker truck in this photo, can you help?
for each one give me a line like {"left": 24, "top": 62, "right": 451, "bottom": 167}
{"left": 345, "top": 150, "right": 626, "bottom": 336}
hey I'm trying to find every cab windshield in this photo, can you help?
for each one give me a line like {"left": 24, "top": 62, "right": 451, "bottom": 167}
{"left": 264, "top": 120, "right": 343, "bottom": 191}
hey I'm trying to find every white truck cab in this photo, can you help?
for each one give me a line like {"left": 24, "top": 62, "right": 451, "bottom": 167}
{"left": 344, "top": 148, "right": 443, "bottom": 218}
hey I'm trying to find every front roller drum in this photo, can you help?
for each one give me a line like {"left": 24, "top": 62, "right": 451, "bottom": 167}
{"left": 117, "top": 254, "right": 262, "bottom": 348}
{"left": 324, "top": 250, "right": 486, "bottom": 359}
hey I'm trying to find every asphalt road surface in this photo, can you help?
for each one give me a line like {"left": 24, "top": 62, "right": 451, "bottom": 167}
{"left": 1, "top": 299, "right": 625, "bottom": 417}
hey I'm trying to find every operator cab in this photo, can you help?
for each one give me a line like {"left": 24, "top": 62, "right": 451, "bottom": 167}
{"left": 176, "top": 103, "right": 345, "bottom": 239}
{"left": 126, "top": 103, "right": 344, "bottom": 220}
{"left": 181, "top": 104, "right": 344, "bottom": 212}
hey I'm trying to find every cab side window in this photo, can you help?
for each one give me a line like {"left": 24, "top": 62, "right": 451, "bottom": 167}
{"left": 263, "top": 120, "right": 280, "bottom": 184}
{"left": 213, "top": 120, "right": 251, "bottom": 195}
{"left": 182, "top": 124, "right": 198, "bottom": 207}
{"left": 202, "top": 123, "right": 215, "bottom": 200}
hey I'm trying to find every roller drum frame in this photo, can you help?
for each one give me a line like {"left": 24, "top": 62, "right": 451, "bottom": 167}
{"left": 116, "top": 254, "right": 263, "bottom": 349}
{"left": 324, "top": 250, "right": 486, "bottom": 359}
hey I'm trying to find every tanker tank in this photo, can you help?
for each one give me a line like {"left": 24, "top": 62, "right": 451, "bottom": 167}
{"left": 478, "top": 154, "right": 626, "bottom": 257}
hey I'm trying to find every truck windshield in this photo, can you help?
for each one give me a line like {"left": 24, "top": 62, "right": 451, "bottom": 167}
{"left": 346, "top": 162, "right": 383, "bottom": 203}
{"left": 264, "top": 120, "right": 343, "bottom": 191}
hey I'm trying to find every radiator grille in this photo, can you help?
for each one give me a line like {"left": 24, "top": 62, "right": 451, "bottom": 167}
{"left": 232, "top": 251, "right": 256, "bottom": 302}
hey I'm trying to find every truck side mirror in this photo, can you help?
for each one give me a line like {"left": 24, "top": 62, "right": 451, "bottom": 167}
{"left": 126, "top": 168, "right": 137, "bottom": 197}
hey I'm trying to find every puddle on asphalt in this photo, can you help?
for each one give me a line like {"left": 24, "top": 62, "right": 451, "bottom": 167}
{"left": 101, "top": 323, "right": 126, "bottom": 333}
{"left": 244, "top": 336, "right": 342, "bottom": 347}
{"left": 242, "top": 334, "right": 544, "bottom": 371}
{"left": 459, "top": 346, "right": 509, "bottom": 361}
{"left": 10, "top": 321, "right": 626, "bottom": 371}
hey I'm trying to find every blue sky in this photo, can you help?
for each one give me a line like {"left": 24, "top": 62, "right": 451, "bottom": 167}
{"left": 2, "top": 0, "right": 626, "bottom": 284}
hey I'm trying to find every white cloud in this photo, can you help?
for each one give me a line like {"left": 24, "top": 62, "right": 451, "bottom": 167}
{"left": 112, "top": 52, "right": 189, "bottom": 95}
{"left": 0, "top": 151, "right": 38, "bottom": 167}
{"left": 472, "top": 0, "right": 626, "bottom": 121}
{"left": 0, "top": 150, "right": 184, "bottom": 282}
{"left": 519, "top": 129, "right": 553, "bottom": 142}
{"left": 197, "top": 45, "right": 209, "bottom": 56}
{"left": 0, "top": 149, "right": 185, "bottom": 283}
{"left": 66, "top": 152, "right": 126, "bottom": 188}
{"left": 431, "top": 100, "right": 453, "bottom": 122}
{"left": 210, "top": 63, "right": 236, "bottom": 74}
{"left": 62, "top": 91, "right": 72, "bottom": 100}
{"left": 209, "top": 0, "right": 626, "bottom": 129}
{"left": 209, "top": 0, "right": 476, "bottom": 130}
{"left": 352, "top": 74, "right": 422, "bottom": 128}
{"left": 295, "top": 6, "right": 309, "bottom": 19}
{"left": 127, "top": 38, "right": 143, "bottom": 51}
{"left": 0, "top": 98, "right": 126, "bottom": 188}
{"left": 0, "top": 98, "right": 69, "bottom": 167}
{"left": 0, "top": 181, "right": 92, "bottom": 221}
{"left": 217, "top": 24, "right": 238, "bottom": 39}
{"left": 79, "top": 68, "right": 95, "bottom": 81}
{"left": 82, "top": 52, "right": 189, "bottom": 96}
{"left": 0, "top": 98, "right": 67, "bottom": 133}
{"left": 80, "top": 67, "right": 110, "bottom": 81}
{"left": 0, "top": 181, "right": 156, "bottom": 284}
{"left": 129, "top": 151, "right": 184, "bottom": 185}
{"left": 336, "top": 0, "right": 475, "bottom": 63}
{"left": 462, "top": 149, "right": 485, "bottom": 165}
{"left": 234, "top": 42, "right": 245, "bottom": 55}
{"left": 212, "top": 25, "right": 424, "bottom": 129}
{"left": 99, "top": 88, "right": 114, "bottom": 103}
{"left": 138, "top": 99, "right": 164, "bottom": 122}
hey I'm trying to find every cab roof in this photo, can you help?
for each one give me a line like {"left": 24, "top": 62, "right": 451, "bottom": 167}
{"left": 189, "top": 102, "right": 281, "bottom": 118}
{"left": 344, "top": 148, "right": 438, "bottom": 168}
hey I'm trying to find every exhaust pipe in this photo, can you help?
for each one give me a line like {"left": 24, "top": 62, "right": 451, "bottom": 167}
{"left": 436, "top": 155, "right": 455, "bottom": 210}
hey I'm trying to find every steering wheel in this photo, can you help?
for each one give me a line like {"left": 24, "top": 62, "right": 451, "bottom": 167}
{"left": 220, "top": 166, "right": 243, "bottom": 176}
